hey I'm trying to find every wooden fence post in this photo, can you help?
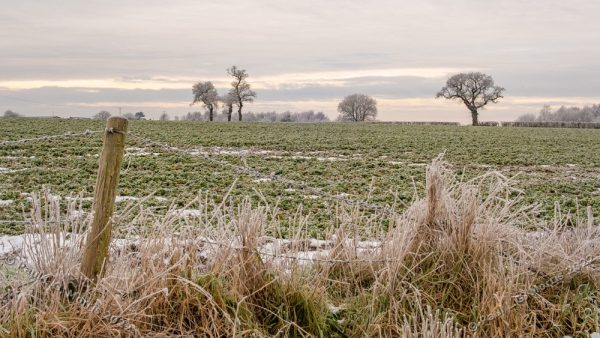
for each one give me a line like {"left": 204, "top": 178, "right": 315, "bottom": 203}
{"left": 81, "top": 116, "right": 128, "bottom": 281}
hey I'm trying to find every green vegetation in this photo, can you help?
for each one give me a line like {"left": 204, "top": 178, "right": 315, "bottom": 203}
{"left": 1, "top": 118, "right": 599, "bottom": 234}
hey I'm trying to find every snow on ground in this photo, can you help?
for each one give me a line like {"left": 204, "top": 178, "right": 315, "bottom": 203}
{"left": 0, "top": 200, "right": 14, "bottom": 206}
{"left": 1, "top": 232, "right": 385, "bottom": 267}
{"left": 115, "top": 196, "right": 139, "bottom": 203}
{"left": 0, "top": 235, "right": 26, "bottom": 255}
{"left": 172, "top": 209, "right": 202, "bottom": 218}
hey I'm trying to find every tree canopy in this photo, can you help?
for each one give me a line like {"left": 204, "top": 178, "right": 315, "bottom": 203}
{"left": 436, "top": 72, "right": 504, "bottom": 126}
{"left": 337, "top": 94, "right": 377, "bottom": 122}
{"left": 3, "top": 110, "right": 19, "bottom": 118}
{"left": 93, "top": 111, "right": 111, "bottom": 120}
{"left": 191, "top": 81, "right": 219, "bottom": 121}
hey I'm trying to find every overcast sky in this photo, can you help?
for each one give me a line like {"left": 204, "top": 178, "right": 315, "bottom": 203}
{"left": 1, "top": 0, "right": 599, "bottom": 122}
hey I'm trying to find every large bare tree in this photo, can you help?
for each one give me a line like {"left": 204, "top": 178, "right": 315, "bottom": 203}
{"left": 227, "top": 66, "right": 256, "bottom": 121}
{"left": 436, "top": 72, "right": 505, "bottom": 126}
{"left": 337, "top": 94, "right": 378, "bottom": 122}
{"left": 191, "top": 81, "right": 219, "bottom": 121}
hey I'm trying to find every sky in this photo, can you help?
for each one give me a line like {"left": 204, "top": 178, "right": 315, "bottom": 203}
{"left": 1, "top": 0, "right": 600, "bottom": 123}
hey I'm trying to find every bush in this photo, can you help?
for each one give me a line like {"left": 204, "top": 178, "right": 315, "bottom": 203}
{"left": 3, "top": 110, "right": 19, "bottom": 118}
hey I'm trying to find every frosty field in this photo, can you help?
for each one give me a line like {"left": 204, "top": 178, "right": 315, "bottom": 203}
{"left": 1, "top": 118, "right": 599, "bottom": 235}
{"left": 1, "top": 118, "right": 599, "bottom": 337}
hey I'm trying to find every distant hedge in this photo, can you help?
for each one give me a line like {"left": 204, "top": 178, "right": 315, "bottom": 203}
{"left": 501, "top": 121, "right": 600, "bottom": 129}
{"left": 368, "top": 121, "right": 461, "bottom": 126}
{"left": 477, "top": 121, "right": 500, "bottom": 127}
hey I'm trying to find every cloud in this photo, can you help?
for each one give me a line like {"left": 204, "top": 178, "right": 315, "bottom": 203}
{"left": 1, "top": 0, "right": 599, "bottom": 119}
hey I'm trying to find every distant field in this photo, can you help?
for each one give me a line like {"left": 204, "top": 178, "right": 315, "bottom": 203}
{"left": 1, "top": 118, "right": 599, "bottom": 234}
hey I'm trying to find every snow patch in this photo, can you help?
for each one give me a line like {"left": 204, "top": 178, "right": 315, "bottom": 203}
{"left": 65, "top": 196, "right": 94, "bottom": 202}
{"left": 115, "top": 196, "right": 139, "bottom": 203}
{"left": 67, "top": 210, "right": 86, "bottom": 221}
{"left": 173, "top": 209, "right": 202, "bottom": 218}
{"left": 0, "top": 200, "right": 14, "bottom": 206}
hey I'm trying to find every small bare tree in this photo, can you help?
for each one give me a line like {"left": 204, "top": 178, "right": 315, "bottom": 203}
{"left": 436, "top": 72, "right": 505, "bottom": 126}
{"left": 93, "top": 110, "right": 111, "bottom": 120}
{"left": 221, "top": 91, "right": 236, "bottom": 122}
{"left": 337, "top": 94, "right": 378, "bottom": 122}
{"left": 227, "top": 66, "right": 256, "bottom": 121}
{"left": 3, "top": 110, "right": 20, "bottom": 118}
{"left": 159, "top": 112, "right": 170, "bottom": 121}
{"left": 191, "top": 81, "right": 219, "bottom": 121}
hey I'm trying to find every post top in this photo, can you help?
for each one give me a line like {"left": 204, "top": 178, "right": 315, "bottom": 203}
{"left": 106, "top": 116, "right": 128, "bottom": 132}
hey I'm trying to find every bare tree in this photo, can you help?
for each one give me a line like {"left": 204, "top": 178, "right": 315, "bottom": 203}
{"left": 436, "top": 72, "right": 505, "bottom": 126}
{"left": 3, "top": 110, "right": 20, "bottom": 118}
{"left": 93, "top": 110, "right": 111, "bottom": 120}
{"left": 337, "top": 94, "right": 378, "bottom": 122}
{"left": 221, "top": 91, "right": 236, "bottom": 122}
{"left": 191, "top": 81, "right": 219, "bottom": 121}
{"left": 227, "top": 66, "right": 256, "bottom": 121}
{"left": 159, "top": 112, "right": 170, "bottom": 121}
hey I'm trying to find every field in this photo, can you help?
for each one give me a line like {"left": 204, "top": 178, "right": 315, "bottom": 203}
{"left": 1, "top": 118, "right": 599, "bottom": 234}
{"left": 1, "top": 118, "right": 600, "bottom": 337}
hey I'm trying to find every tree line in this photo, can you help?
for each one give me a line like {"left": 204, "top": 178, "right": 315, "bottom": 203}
{"left": 516, "top": 104, "right": 600, "bottom": 123}
{"left": 29, "top": 69, "right": 600, "bottom": 127}
{"left": 180, "top": 110, "right": 329, "bottom": 122}
{"left": 1, "top": 71, "right": 508, "bottom": 126}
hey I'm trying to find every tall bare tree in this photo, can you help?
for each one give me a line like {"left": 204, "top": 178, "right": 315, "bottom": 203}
{"left": 227, "top": 66, "right": 256, "bottom": 121}
{"left": 337, "top": 94, "right": 378, "bottom": 122}
{"left": 436, "top": 72, "right": 505, "bottom": 126}
{"left": 191, "top": 81, "right": 219, "bottom": 121}
{"left": 221, "top": 91, "right": 236, "bottom": 122}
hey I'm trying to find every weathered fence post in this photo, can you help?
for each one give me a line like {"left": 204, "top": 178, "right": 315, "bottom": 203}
{"left": 81, "top": 116, "right": 128, "bottom": 280}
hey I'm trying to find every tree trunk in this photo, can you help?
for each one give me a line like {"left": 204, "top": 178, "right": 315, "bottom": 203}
{"left": 471, "top": 110, "right": 479, "bottom": 126}
{"left": 227, "top": 105, "right": 232, "bottom": 122}
{"left": 209, "top": 106, "right": 214, "bottom": 121}
{"left": 238, "top": 103, "right": 243, "bottom": 121}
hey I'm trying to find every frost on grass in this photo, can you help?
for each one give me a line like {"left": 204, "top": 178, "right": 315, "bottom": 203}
{"left": 1, "top": 155, "right": 599, "bottom": 337}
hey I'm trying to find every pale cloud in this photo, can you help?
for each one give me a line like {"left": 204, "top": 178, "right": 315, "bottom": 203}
{"left": 0, "top": 67, "right": 468, "bottom": 91}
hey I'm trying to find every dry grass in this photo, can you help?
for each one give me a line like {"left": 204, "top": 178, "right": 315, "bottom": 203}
{"left": 0, "top": 155, "right": 598, "bottom": 337}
